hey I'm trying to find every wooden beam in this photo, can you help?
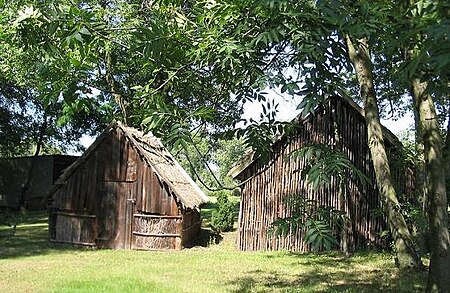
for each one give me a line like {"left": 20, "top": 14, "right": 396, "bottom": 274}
{"left": 49, "top": 239, "right": 96, "bottom": 246}
{"left": 133, "top": 214, "right": 182, "bottom": 219}
{"left": 132, "top": 231, "right": 181, "bottom": 237}
{"left": 53, "top": 211, "right": 96, "bottom": 218}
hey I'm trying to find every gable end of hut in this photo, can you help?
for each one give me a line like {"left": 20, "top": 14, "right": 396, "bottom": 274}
{"left": 48, "top": 122, "right": 207, "bottom": 250}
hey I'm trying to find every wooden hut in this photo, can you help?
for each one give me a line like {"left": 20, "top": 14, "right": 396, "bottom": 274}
{"left": 0, "top": 155, "right": 77, "bottom": 210}
{"left": 48, "top": 122, "right": 208, "bottom": 250}
{"left": 230, "top": 96, "right": 409, "bottom": 252}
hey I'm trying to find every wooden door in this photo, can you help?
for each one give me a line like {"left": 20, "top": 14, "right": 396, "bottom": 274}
{"left": 99, "top": 182, "right": 136, "bottom": 249}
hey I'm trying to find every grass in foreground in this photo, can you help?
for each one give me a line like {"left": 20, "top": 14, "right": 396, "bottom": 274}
{"left": 0, "top": 211, "right": 426, "bottom": 292}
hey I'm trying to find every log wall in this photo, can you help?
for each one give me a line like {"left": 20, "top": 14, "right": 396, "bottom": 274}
{"left": 237, "top": 97, "right": 405, "bottom": 252}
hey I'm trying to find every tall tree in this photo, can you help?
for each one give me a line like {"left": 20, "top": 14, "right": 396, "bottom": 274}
{"left": 345, "top": 35, "right": 422, "bottom": 269}
{"left": 389, "top": 1, "right": 450, "bottom": 289}
{"left": 1, "top": 2, "right": 110, "bottom": 155}
{"left": 411, "top": 31, "right": 449, "bottom": 293}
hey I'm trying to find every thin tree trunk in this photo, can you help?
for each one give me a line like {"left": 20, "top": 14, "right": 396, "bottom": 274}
{"left": 445, "top": 107, "right": 450, "bottom": 208}
{"left": 399, "top": 0, "right": 429, "bottom": 230}
{"left": 410, "top": 71, "right": 429, "bottom": 255}
{"left": 411, "top": 78, "right": 450, "bottom": 292}
{"left": 346, "top": 35, "right": 423, "bottom": 270}
{"left": 105, "top": 51, "right": 128, "bottom": 124}
{"left": 413, "top": 106, "right": 428, "bottom": 215}
{"left": 339, "top": 181, "right": 349, "bottom": 256}
{"left": 17, "top": 115, "right": 47, "bottom": 210}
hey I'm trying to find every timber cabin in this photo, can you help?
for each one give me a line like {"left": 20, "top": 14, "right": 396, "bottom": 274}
{"left": 230, "top": 96, "right": 410, "bottom": 252}
{"left": 0, "top": 155, "right": 77, "bottom": 210}
{"left": 48, "top": 122, "right": 208, "bottom": 250}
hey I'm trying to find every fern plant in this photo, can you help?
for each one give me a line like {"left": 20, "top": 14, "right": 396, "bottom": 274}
{"left": 270, "top": 143, "right": 370, "bottom": 252}
{"left": 270, "top": 196, "right": 344, "bottom": 251}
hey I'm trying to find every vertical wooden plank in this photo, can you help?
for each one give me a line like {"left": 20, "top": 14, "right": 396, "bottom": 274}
{"left": 124, "top": 190, "right": 134, "bottom": 250}
{"left": 143, "top": 165, "right": 148, "bottom": 212}
{"left": 135, "top": 156, "right": 143, "bottom": 211}
{"left": 126, "top": 145, "right": 138, "bottom": 182}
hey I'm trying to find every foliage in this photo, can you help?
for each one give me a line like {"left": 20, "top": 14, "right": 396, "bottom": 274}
{"left": 2, "top": 1, "right": 448, "bottom": 161}
{"left": 176, "top": 134, "right": 245, "bottom": 191}
{"left": 270, "top": 196, "right": 344, "bottom": 251}
{"left": 212, "top": 138, "right": 246, "bottom": 184}
{"left": 400, "top": 199, "right": 430, "bottom": 254}
{"left": 5, "top": 0, "right": 446, "bottom": 158}
{"left": 210, "top": 191, "right": 235, "bottom": 233}
{"left": 0, "top": 2, "right": 109, "bottom": 156}
{"left": 289, "top": 144, "right": 370, "bottom": 190}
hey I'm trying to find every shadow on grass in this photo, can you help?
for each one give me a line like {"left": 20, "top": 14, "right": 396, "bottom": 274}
{"left": 227, "top": 256, "right": 427, "bottom": 293}
{"left": 0, "top": 210, "right": 75, "bottom": 259}
{"left": 184, "top": 228, "right": 224, "bottom": 248}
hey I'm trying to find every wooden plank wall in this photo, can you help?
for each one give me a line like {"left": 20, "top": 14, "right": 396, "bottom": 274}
{"left": 50, "top": 128, "right": 183, "bottom": 250}
{"left": 52, "top": 212, "right": 96, "bottom": 246}
{"left": 237, "top": 98, "right": 397, "bottom": 252}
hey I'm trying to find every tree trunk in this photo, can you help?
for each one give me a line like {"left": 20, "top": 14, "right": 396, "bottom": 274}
{"left": 17, "top": 115, "right": 47, "bottom": 211}
{"left": 339, "top": 181, "right": 349, "bottom": 256}
{"left": 445, "top": 107, "right": 450, "bottom": 208}
{"left": 105, "top": 51, "right": 128, "bottom": 124}
{"left": 413, "top": 106, "right": 428, "bottom": 215}
{"left": 346, "top": 35, "right": 423, "bottom": 270}
{"left": 411, "top": 78, "right": 450, "bottom": 292}
{"left": 412, "top": 90, "right": 429, "bottom": 254}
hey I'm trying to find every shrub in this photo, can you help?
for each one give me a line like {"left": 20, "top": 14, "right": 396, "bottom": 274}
{"left": 210, "top": 192, "right": 235, "bottom": 233}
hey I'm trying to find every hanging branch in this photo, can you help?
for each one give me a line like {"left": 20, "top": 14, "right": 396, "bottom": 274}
{"left": 182, "top": 136, "right": 272, "bottom": 192}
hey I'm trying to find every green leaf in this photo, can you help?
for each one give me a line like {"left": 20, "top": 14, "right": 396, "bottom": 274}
{"left": 79, "top": 27, "right": 91, "bottom": 35}
{"left": 73, "top": 32, "right": 83, "bottom": 43}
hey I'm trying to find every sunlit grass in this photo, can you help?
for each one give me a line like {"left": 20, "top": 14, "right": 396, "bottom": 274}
{"left": 0, "top": 211, "right": 426, "bottom": 292}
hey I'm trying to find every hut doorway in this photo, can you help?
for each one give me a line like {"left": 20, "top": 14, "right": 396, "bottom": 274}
{"left": 101, "top": 181, "right": 136, "bottom": 249}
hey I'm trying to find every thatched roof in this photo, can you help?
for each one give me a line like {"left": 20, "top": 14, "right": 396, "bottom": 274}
{"left": 48, "top": 121, "right": 208, "bottom": 209}
{"left": 228, "top": 95, "right": 402, "bottom": 179}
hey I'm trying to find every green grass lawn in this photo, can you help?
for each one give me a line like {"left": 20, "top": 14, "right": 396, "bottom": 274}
{"left": 0, "top": 210, "right": 426, "bottom": 293}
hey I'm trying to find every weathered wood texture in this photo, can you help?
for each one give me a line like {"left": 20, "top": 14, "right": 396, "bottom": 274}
{"left": 133, "top": 214, "right": 182, "bottom": 250}
{"left": 236, "top": 97, "right": 409, "bottom": 252}
{"left": 50, "top": 125, "right": 204, "bottom": 250}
